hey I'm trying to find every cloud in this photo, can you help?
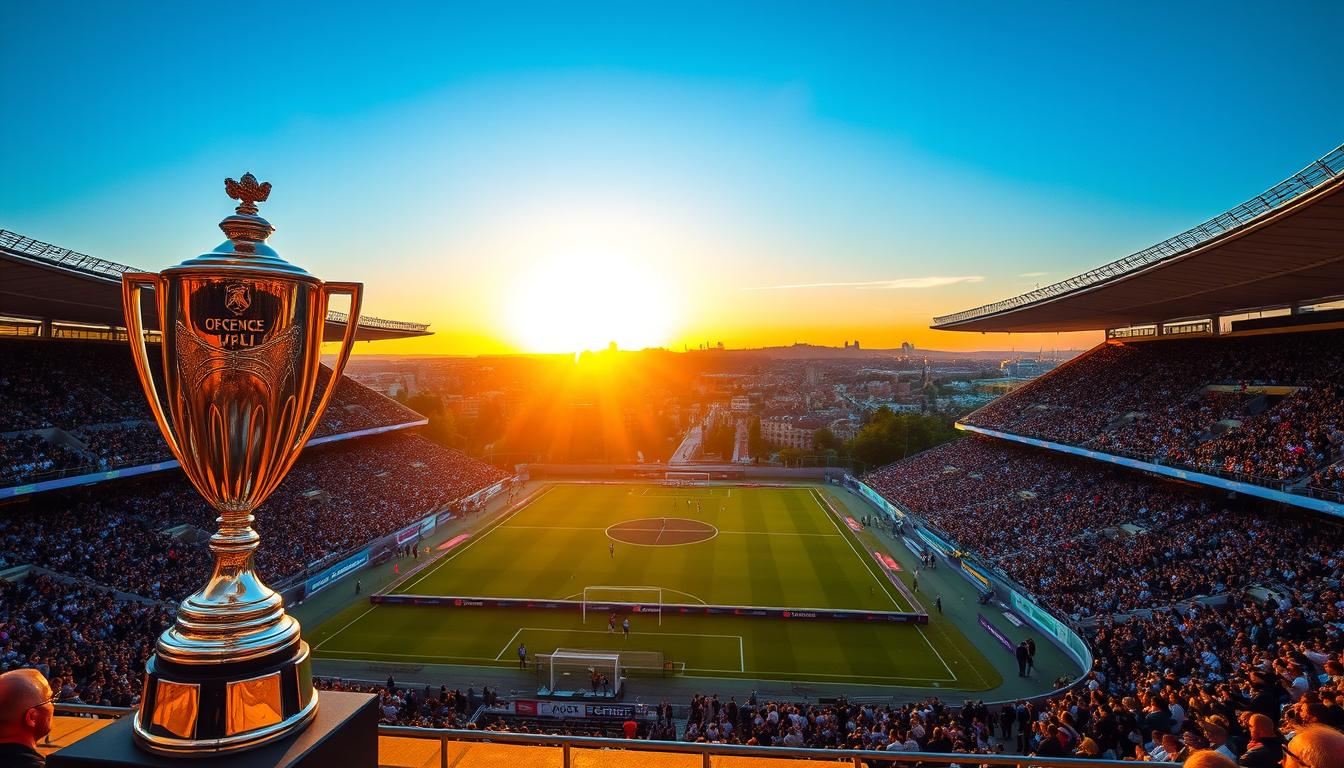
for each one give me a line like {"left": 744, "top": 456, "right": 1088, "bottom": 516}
{"left": 1018, "top": 271, "right": 1048, "bottom": 277}
{"left": 743, "top": 276, "right": 984, "bottom": 291}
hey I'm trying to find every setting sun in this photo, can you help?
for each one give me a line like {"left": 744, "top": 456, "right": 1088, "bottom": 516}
{"left": 506, "top": 250, "right": 677, "bottom": 353}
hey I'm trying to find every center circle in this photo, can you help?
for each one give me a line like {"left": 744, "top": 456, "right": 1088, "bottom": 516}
{"left": 606, "top": 517, "right": 718, "bottom": 546}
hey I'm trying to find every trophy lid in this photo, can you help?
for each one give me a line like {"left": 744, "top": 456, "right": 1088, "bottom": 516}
{"left": 173, "top": 173, "right": 314, "bottom": 278}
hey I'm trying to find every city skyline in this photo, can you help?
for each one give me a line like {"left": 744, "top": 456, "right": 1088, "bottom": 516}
{"left": 5, "top": 1, "right": 1343, "bottom": 355}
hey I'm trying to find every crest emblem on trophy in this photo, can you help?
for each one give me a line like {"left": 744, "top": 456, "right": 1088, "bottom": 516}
{"left": 225, "top": 281, "right": 252, "bottom": 314}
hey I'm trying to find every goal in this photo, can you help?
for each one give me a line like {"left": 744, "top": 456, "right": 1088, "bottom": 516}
{"left": 664, "top": 471, "right": 710, "bottom": 486}
{"left": 540, "top": 650, "right": 622, "bottom": 698}
{"left": 581, "top": 585, "right": 664, "bottom": 626}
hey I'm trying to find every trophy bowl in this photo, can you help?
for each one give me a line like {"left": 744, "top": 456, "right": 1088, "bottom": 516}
{"left": 121, "top": 173, "right": 362, "bottom": 755}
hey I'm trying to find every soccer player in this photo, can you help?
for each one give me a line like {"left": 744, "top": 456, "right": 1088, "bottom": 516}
{"left": 517, "top": 643, "right": 527, "bottom": 669}
{"left": 608, "top": 612, "right": 617, "bottom": 633}
{"left": 609, "top": 541, "right": 614, "bottom": 559}
{"left": 622, "top": 617, "right": 631, "bottom": 639}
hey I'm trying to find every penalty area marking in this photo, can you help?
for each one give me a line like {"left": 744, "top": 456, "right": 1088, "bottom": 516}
{"left": 494, "top": 627, "right": 745, "bottom": 672}
{"left": 563, "top": 586, "right": 708, "bottom": 605}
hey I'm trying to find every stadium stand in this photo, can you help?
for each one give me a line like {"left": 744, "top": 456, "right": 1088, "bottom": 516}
{"left": 0, "top": 574, "right": 171, "bottom": 708}
{"left": 0, "top": 338, "right": 426, "bottom": 488}
{"left": 0, "top": 432, "right": 509, "bottom": 599}
{"left": 859, "top": 436, "right": 1343, "bottom": 757}
{"left": 863, "top": 435, "right": 1344, "bottom": 620}
{"left": 962, "top": 332, "right": 1344, "bottom": 493}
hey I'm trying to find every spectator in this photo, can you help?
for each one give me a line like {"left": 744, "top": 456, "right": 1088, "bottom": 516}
{"left": 0, "top": 668, "right": 54, "bottom": 768}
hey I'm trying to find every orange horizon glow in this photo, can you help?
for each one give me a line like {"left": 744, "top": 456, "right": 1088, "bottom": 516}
{"left": 336, "top": 324, "right": 1104, "bottom": 357}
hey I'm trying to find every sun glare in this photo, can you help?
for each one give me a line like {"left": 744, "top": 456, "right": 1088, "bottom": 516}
{"left": 506, "top": 252, "right": 676, "bottom": 354}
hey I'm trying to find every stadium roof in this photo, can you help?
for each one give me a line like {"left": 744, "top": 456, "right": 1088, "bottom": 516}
{"left": 0, "top": 229, "right": 431, "bottom": 341}
{"left": 932, "top": 144, "right": 1344, "bottom": 333}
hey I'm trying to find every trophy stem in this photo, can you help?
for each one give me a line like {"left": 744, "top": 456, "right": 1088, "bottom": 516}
{"left": 157, "top": 503, "right": 300, "bottom": 665}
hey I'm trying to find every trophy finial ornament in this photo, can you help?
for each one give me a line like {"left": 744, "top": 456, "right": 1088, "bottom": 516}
{"left": 224, "top": 172, "right": 272, "bottom": 216}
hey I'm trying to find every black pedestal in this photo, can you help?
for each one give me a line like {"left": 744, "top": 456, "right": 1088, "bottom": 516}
{"left": 48, "top": 691, "right": 378, "bottom": 768}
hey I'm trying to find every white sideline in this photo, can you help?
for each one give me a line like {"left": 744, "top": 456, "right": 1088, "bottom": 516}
{"left": 399, "top": 486, "right": 556, "bottom": 593}
{"left": 810, "top": 488, "right": 959, "bottom": 684}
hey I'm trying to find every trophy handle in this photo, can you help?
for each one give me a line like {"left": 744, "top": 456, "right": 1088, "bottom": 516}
{"left": 293, "top": 281, "right": 363, "bottom": 450}
{"left": 121, "top": 273, "right": 187, "bottom": 463}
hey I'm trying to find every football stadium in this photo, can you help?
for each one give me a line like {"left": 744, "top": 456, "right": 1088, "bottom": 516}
{"left": 5, "top": 5, "right": 1344, "bottom": 763}
{"left": 4, "top": 138, "right": 1343, "bottom": 766}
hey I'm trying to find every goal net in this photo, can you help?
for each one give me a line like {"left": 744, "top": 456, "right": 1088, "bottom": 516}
{"left": 581, "top": 585, "right": 663, "bottom": 626}
{"left": 664, "top": 471, "right": 710, "bottom": 486}
{"left": 540, "top": 650, "right": 622, "bottom": 698}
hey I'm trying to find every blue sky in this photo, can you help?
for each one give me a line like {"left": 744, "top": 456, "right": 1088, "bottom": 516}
{"left": 3, "top": 1, "right": 1342, "bottom": 353}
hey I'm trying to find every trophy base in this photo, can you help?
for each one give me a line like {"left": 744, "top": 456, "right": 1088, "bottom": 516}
{"left": 130, "top": 640, "right": 319, "bottom": 756}
{"left": 47, "top": 690, "right": 377, "bottom": 768}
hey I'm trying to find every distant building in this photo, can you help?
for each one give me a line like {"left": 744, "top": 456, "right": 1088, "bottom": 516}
{"left": 730, "top": 395, "right": 752, "bottom": 413}
{"left": 760, "top": 414, "right": 830, "bottom": 450}
{"left": 999, "top": 357, "right": 1054, "bottom": 378}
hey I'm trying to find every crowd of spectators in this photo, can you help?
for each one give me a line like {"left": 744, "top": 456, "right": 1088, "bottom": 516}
{"left": 0, "top": 574, "right": 171, "bottom": 708}
{"left": 860, "top": 433, "right": 1344, "bottom": 763}
{"left": 314, "top": 677, "right": 477, "bottom": 728}
{"left": 312, "top": 372, "right": 425, "bottom": 438}
{"left": 1016, "top": 587, "right": 1344, "bottom": 762}
{"left": 1, "top": 433, "right": 509, "bottom": 602}
{"left": 965, "top": 331, "right": 1344, "bottom": 487}
{"left": 0, "top": 433, "right": 86, "bottom": 486}
{"left": 72, "top": 422, "right": 170, "bottom": 471}
{"left": 682, "top": 693, "right": 1003, "bottom": 753}
{"left": 0, "top": 339, "right": 426, "bottom": 487}
{"left": 863, "top": 435, "right": 1344, "bottom": 620}
{"left": 0, "top": 340, "right": 147, "bottom": 432}
{"left": 1313, "top": 460, "right": 1344, "bottom": 498}
{"left": 0, "top": 485, "right": 211, "bottom": 600}
{"left": 863, "top": 436, "right": 1210, "bottom": 563}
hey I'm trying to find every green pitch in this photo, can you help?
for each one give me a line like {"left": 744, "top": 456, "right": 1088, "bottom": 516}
{"left": 309, "top": 483, "right": 1000, "bottom": 689}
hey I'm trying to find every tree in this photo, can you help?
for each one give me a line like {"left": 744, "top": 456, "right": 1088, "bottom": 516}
{"left": 702, "top": 422, "right": 736, "bottom": 459}
{"left": 848, "top": 407, "right": 957, "bottom": 471}
{"left": 747, "top": 417, "right": 766, "bottom": 459}
{"left": 404, "top": 392, "right": 464, "bottom": 451}
{"left": 812, "top": 427, "right": 841, "bottom": 452}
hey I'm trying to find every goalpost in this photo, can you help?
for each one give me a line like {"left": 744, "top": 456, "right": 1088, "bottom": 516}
{"left": 664, "top": 470, "right": 710, "bottom": 486}
{"left": 581, "top": 585, "right": 664, "bottom": 626}
{"left": 544, "top": 651, "right": 623, "bottom": 697}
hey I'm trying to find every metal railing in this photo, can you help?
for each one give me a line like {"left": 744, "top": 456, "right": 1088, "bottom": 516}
{"left": 379, "top": 726, "right": 1175, "bottom": 768}
{"left": 1, "top": 228, "right": 429, "bottom": 334}
{"left": 46, "top": 705, "right": 1172, "bottom": 768}
{"left": 0, "top": 229, "right": 138, "bottom": 279}
{"left": 325, "top": 310, "right": 428, "bottom": 334}
{"left": 933, "top": 143, "right": 1344, "bottom": 328}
